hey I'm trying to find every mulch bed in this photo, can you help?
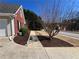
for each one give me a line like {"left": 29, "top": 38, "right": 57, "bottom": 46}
{"left": 13, "top": 30, "right": 30, "bottom": 45}
{"left": 37, "top": 36, "right": 73, "bottom": 47}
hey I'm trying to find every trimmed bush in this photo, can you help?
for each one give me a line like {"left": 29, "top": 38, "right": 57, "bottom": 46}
{"left": 19, "top": 27, "right": 27, "bottom": 36}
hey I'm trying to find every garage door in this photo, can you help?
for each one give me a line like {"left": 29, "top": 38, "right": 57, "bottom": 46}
{"left": 0, "top": 19, "right": 7, "bottom": 36}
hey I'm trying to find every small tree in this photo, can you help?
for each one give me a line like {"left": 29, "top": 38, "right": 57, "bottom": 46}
{"left": 39, "top": 0, "right": 75, "bottom": 39}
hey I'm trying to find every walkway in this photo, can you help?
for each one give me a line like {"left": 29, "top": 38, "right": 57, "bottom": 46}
{"left": 0, "top": 31, "right": 49, "bottom": 59}
{"left": 27, "top": 31, "right": 43, "bottom": 47}
{"left": 0, "top": 31, "right": 79, "bottom": 59}
{"left": 28, "top": 31, "right": 79, "bottom": 59}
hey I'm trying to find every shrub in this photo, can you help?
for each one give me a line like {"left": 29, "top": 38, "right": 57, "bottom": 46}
{"left": 19, "top": 27, "right": 27, "bottom": 36}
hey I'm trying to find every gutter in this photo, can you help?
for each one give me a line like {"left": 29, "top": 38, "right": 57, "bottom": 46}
{"left": 0, "top": 13, "right": 13, "bottom": 16}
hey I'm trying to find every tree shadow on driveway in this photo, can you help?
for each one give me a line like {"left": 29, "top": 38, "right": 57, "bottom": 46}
{"left": 37, "top": 35, "right": 73, "bottom": 47}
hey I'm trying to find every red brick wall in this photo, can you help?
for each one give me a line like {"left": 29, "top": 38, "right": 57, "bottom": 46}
{"left": 14, "top": 7, "right": 25, "bottom": 35}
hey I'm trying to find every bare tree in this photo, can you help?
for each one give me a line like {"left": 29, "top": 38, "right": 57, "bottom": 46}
{"left": 38, "top": 0, "right": 75, "bottom": 39}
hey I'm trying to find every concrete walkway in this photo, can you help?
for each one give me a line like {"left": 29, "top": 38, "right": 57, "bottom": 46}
{"left": 0, "top": 31, "right": 79, "bottom": 59}
{"left": 34, "top": 31, "right": 79, "bottom": 59}
{"left": 45, "top": 47, "right": 79, "bottom": 59}
{"left": 0, "top": 31, "right": 49, "bottom": 59}
{"left": 27, "top": 31, "right": 43, "bottom": 47}
{"left": 0, "top": 42, "right": 49, "bottom": 59}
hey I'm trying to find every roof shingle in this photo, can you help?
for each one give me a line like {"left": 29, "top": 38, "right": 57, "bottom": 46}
{"left": 0, "top": 4, "right": 20, "bottom": 13}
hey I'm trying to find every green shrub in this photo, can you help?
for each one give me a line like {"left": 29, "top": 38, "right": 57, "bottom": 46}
{"left": 19, "top": 27, "right": 27, "bottom": 36}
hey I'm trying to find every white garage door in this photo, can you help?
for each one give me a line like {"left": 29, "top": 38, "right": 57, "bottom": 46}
{"left": 0, "top": 19, "right": 7, "bottom": 36}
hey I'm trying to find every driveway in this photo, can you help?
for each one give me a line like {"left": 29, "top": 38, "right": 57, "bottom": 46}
{"left": 0, "top": 42, "right": 49, "bottom": 59}
{"left": 0, "top": 35, "right": 49, "bottom": 59}
{"left": 0, "top": 31, "right": 79, "bottom": 59}
{"left": 0, "top": 37, "right": 10, "bottom": 47}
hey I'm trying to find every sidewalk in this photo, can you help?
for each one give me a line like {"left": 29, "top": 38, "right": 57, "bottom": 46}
{"left": 27, "top": 31, "right": 50, "bottom": 59}
{"left": 28, "top": 31, "right": 79, "bottom": 59}
{"left": 1, "top": 31, "right": 79, "bottom": 59}
{"left": 0, "top": 31, "right": 49, "bottom": 59}
{"left": 27, "top": 31, "right": 43, "bottom": 47}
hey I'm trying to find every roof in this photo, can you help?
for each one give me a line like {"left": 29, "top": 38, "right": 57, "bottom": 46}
{"left": 0, "top": 4, "right": 20, "bottom": 13}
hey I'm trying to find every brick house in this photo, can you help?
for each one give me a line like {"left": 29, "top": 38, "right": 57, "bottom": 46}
{"left": 0, "top": 4, "right": 26, "bottom": 37}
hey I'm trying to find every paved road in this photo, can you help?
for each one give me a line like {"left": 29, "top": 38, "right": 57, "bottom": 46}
{"left": 59, "top": 31, "right": 79, "bottom": 39}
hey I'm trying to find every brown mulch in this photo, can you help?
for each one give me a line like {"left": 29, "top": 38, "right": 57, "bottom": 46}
{"left": 37, "top": 36, "right": 73, "bottom": 47}
{"left": 13, "top": 31, "right": 30, "bottom": 45}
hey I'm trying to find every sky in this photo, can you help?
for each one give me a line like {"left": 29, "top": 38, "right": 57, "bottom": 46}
{"left": 0, "top": 0, "right": 79, "bottom": 17}
{"left": 0, "top": 0, "right": 46, "bottom": 16}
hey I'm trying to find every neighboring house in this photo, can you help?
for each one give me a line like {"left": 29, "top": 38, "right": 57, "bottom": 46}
{"left": 0, "top": 4, "right": 25, "bottom": 37}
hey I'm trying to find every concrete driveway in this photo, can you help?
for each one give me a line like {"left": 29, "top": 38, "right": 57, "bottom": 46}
{"left": 0, "top": 37, "right": 10, "bottom": 47}
{"left": 0, "top": 35, "right": 49, "bottom": 59}
{"left": 0, "top": 42, "right": 49, "bottom": 59}
{"left": 0, "top": 31, "right": 79, "bottom": 59}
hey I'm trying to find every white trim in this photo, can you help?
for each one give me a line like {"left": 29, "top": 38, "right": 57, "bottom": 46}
{"left": 21, "top": 5, "right": 26, "bottom": 24}
{"left": 8, "top": 17, "right": 15, "bottom": 41}
{"left": 14, "top": 5, "right": 22, "bottom": 15}
{"left": 7, "top": 19, "right": 11, "bottom": 36}
{"left": 0, "top": 13, "right": 13, "bottom": 16}
{"left": 11, "top": 18, "right": 15, "bottom": 36}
